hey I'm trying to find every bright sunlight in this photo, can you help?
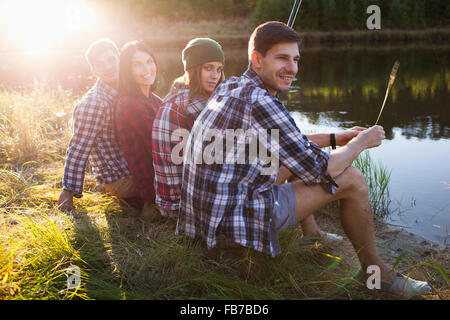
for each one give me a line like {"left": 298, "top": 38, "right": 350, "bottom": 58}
{"left": 1, "top": 0, "right": 97, "bottom": 53}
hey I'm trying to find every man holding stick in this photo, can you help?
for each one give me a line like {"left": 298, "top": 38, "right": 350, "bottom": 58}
{"left": 178, "top": 21, "right": 431, "bottom": 295}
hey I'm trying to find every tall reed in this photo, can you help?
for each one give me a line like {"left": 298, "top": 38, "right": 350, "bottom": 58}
{"left": 353, "top": 150, "right": 392, "bottom": 218}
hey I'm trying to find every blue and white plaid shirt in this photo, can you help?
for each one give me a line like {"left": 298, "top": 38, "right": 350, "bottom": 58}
{"left": 62, "top": 80, "right": 130, "bottom": 197}
{"left": 177, "top": 68, "right": 338, "bottom": 258}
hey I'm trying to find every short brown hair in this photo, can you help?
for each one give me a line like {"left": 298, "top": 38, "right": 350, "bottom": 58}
{"left": 248, "top": 21, "right": 301, "bottom": 61}
{"left": 85, "top": 38, "right": 119, "bottom": 67}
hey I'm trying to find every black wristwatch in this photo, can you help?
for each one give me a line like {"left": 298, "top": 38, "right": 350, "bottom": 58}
{"left": 330, "top": 133, "right": 336, "bottom": 150}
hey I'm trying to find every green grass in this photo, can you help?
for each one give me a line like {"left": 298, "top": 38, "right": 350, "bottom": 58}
{"left": 353, "top": 150, "right": 392, "bottom": 219}
{"left": 0, "top": 88, "right": 448, "bottom": 300}
{"left": 0, "top": 83, "right": 74, "bottom": 166}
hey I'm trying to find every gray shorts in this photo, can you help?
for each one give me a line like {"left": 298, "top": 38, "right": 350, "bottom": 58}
{"left": 270, "top": 183, "right": 298, "bottom": 256}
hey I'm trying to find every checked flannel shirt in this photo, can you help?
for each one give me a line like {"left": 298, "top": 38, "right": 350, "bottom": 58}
{"left": 115, "top": 92, "right": 163, "bottom": 204}
{"left": 177, "top": 68, "right": 338, "bottom": 258}
{"left": 62, "top": 80, "right": 130, "bottom": 197}
{"left": 152, "top": 86, "right": 207, "bottom": 217}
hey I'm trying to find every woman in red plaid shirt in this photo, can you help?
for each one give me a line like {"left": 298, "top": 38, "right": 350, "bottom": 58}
{"left": 115, "top": 41, "right": 163, "bottom": 215}
{"left": 152, "top": 38, "right": 225, "bottom": 218}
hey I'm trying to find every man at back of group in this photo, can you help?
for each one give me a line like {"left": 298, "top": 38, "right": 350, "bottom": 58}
{"left": 58, "top": 39, "right": 136, "bottom": 211}
{"left": 178, "top": 21, "right": 431, "bottom": 295}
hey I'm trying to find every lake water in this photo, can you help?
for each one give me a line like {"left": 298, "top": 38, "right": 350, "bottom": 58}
{"left": 284, "top": 46, "right": 450, "bottom": 247}
{"left": 1, "top": 44, "right": 449, "bottom": 247}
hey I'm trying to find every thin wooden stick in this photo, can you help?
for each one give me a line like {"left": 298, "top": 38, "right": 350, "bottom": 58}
{"left": 375, "top": 61, "right": 400, "bottom": 125}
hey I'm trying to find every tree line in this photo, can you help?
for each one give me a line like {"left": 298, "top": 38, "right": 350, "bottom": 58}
{"left": 106, "top": 0, "right": 449, "bottom": 30}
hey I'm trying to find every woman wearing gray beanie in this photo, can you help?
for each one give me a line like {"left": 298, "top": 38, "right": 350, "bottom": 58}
{"left": 174, "top": 37, "right": 225, "bottom": 100}
{"left": 152, "top": 38, "right": 225, "bottom": 218}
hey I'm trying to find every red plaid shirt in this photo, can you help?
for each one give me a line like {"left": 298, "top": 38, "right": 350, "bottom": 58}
{"left": 115, "top": 93, "right": 162, "bottom": 203}
{"left": 152, "top": 86, "right": 207, "bottom": 217}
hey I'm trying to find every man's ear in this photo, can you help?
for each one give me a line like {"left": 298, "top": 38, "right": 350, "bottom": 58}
{"left": 250, "top": 50, "right": 263, "bottom": 70}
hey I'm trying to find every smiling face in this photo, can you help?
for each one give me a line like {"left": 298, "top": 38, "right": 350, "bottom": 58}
{"left": 131, "top": 50, "right": 157, "bottom": 95}
{"left": 200, "top": 61, "right": 224, "bottom": 95}
{"left": 91, "top": 49, "right": 119, "bottom": 87}
{"left": 251, "top": 42, "right": 299, "bottom": 96}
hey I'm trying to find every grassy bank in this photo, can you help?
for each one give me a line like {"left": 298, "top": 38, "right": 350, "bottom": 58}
{"left": 0, "top": 87, "right": 448, "bottom": 300}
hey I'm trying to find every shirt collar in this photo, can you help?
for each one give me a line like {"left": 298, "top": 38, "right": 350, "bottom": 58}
{"left": 164, "top": 86, "right": 189, "bottom": 105}
{"left": 243, "top": 67, "right": 266, "bottom": 91}
{"left": 243, "top": 67, "right": 280, "bottom": 99}
{"left": 166, "top": 86, "right": 206, "bottom": 108}
{"left": 96, "top": 79, "right": 118, "bottom": 99}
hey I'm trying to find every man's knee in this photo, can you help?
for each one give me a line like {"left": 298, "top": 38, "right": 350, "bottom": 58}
{"left": 102, "top": 176, "right": 137, "bottom": 199}
{"left": 340, "top": 166, "right": 368, "bottom": 194}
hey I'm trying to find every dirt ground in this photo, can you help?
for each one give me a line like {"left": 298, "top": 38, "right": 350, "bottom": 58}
{"left": 314, "top": 208, "right": 449, "bottom": 299}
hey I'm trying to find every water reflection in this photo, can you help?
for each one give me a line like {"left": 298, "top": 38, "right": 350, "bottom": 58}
{"left": 283, "top": 48, "right": 450, "bottom": 140}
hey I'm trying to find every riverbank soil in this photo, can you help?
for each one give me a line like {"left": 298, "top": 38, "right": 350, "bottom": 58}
{"left": 314, "top": 206, "right": 449, "bottom": 299}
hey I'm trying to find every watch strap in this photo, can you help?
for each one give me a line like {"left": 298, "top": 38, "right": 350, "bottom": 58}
{"left": 330, "top": 133, "right": 336, "bottom": 150}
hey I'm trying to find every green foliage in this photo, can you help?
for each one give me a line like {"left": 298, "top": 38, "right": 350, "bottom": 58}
{"left": 93, "top": 0, "right": 450, "bottom": 30}
{"left": 388, "top": 0, "right": 406, "bottom": 28}
{"left": 251, "top": 0, "right": 291, "bottom": 25}
{"left": 353, "top": 151, "right": 391, "bottom": 218}
{"left": 249, "top": 0, "right": 449, "bottom": 30}
{"left": 115, "top": 0, "right": 256, "bottom": 21}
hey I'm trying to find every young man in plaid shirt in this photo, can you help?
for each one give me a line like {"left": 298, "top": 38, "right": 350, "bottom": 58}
{"left": 58, "top": 39, "right": 135, "bottom": 211}
{"left": 178, "top": 22, "right": 431, "bottom": 295}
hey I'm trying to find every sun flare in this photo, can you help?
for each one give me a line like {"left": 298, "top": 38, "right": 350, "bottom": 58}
{"left": 1, "top": 0, "right": 97, "bottom": 53}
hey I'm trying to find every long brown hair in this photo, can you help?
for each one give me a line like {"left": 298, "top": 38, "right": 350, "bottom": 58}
{"left": 118, "top": 40, "right": 159, "bottom": 99}
{"left": 170, "top": 64, "right": 225, "bottom": 104}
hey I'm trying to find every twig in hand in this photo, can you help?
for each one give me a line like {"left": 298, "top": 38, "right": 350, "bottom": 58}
{"left": 375, "top": 61, "right": 400, "bottom": 125}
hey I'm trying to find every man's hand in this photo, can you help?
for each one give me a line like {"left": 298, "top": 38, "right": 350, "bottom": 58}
{"left": 336, "top": 126, "right": 367, "bottom": 146}
{"left": 327, "top": 125, "right": 385, "bottom": 177}
{"left": 357, "top": 125, "right": 386, "bottom": 149}
{"left": 58, "top": 190, "right": 74, "bottom": 212}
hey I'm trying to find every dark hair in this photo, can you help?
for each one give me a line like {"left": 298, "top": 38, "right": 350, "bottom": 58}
{"left": 118, "top": 40, "right": 159, "bottom": 98}
{"left": 170, "top": 64, "right": 225, "bottom": 110}
{"left": 85, "top": 38, "right": 119, "bottom": 68}
{"left": 248, "top": 21, "right": 301, "bottom": 61}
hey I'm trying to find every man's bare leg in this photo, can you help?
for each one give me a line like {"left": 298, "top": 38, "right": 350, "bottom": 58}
{"left": 291, "top": 166, "right": 396, "bottom": 282}
{"left": 275, "top": 166, "right": 324, "bottom": 237}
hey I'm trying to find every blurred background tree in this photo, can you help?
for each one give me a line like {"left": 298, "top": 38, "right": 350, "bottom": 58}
{"left": 103, "top": 0, "right": 449, "bottom": 30}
